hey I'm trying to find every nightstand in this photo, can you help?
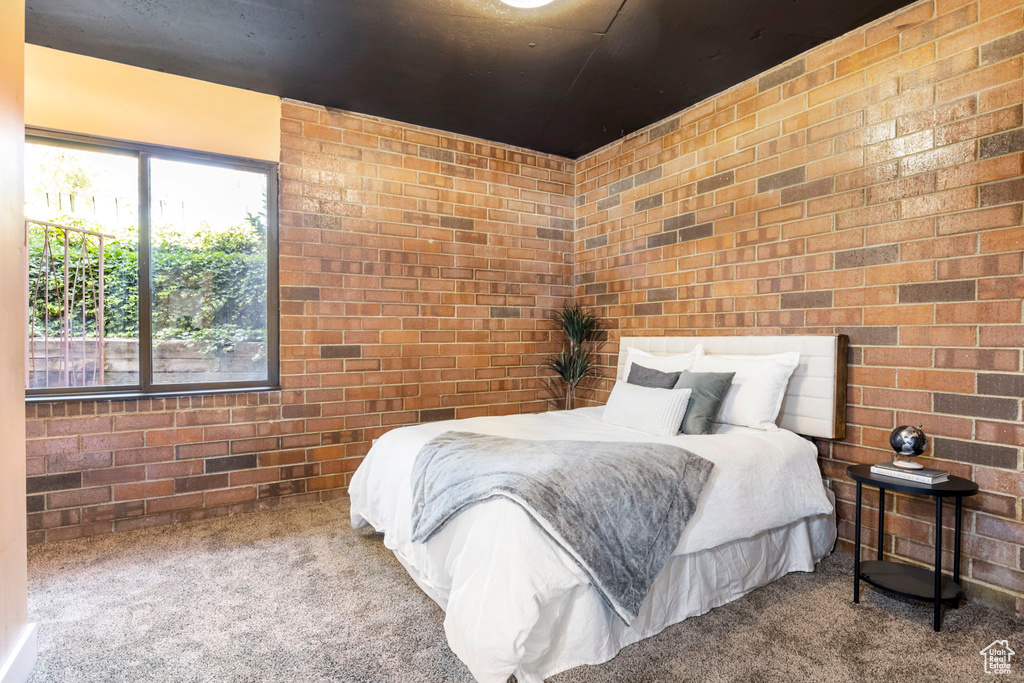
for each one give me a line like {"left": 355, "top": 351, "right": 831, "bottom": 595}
{"left": 846, "top": 464, "right": 979, "bottom": 631}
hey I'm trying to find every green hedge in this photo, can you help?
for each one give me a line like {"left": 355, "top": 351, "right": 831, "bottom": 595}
{"left": 29, "top": 212, "right": 268, "bottom": 354}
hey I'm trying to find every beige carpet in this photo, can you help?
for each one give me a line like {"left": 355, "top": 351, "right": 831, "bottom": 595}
{"left": 27, "top": 499, "right": 1024, "bottom": 682}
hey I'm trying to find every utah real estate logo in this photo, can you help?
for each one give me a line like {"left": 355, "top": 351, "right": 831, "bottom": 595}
{"left": 980, "top": 640, "right": 1014, "bottom": 675}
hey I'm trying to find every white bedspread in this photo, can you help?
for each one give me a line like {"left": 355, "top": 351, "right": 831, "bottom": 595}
{"left": 349, "top": 407, "right": 834, "bottom": 682}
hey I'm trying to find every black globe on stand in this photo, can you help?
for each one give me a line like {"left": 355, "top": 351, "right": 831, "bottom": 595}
{"left": 889, "top": 425, "right": 927, "bottom": 469}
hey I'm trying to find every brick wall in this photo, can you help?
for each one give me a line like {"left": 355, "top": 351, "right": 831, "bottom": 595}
{"left": 24, "top": 101, "right": 574, "bottom": 543}
{"left": 574, "top": 0, "right": 1024, "bottom": 611}
{"left": 22, "top": 0, "right": 1024, "bottom": 616}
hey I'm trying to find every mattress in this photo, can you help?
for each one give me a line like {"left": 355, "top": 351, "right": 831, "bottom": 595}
{"left": 349, "top": 407, "right": 836, "bottom": 682}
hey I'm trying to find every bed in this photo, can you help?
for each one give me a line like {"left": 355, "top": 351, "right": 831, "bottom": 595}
{"left": 349, "top": 335, "right": 847, "bottom": 682}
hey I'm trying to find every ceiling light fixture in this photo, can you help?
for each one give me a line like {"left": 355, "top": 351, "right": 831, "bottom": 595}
{"left": 500, "top": 0, "right": 555, "bottom": 8}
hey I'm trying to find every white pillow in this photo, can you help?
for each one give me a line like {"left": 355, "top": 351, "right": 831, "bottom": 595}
{"left": 602, "top": 381, "right": 692, "bottom": 437}
{"left": 692, "top": 349, "right": 800, "bottom": 431}
{"left": 623, "top": 345, "right": 702, "bottom": 380}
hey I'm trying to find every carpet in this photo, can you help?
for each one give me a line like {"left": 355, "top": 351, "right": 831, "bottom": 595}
{"left": 27, "top": 499, "right": 1024, "bottom": 682}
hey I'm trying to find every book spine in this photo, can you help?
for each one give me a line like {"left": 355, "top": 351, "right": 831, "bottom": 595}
{"left": 870, "top": 467, "right": 941, "bottom": 484}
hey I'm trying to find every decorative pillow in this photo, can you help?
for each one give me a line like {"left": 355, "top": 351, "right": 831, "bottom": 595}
{"left": 673, "top": 370, "right": 736, "bottom": 435}
{"left": 627, "top": 363, "right": 681, "bottom": 389}
{"left": 691, "top": 350, "right": 800, "bottom": 431}
{"left": 623, "top": 345, "right": 702, "bottom": 380}
{"left": 602, "top": 382, "right": 692, "bottom": 437}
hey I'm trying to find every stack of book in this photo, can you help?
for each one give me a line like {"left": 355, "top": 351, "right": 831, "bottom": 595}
{"left": 870, "top": 461, "right": 948, "bottom": 484}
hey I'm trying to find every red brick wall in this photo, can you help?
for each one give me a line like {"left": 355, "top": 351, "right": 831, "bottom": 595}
{"left": 24, "top": 101, "right": 574, "bottom": 543}
{"left": 574, "top": 0, "right": 1024, "bottom": 611}
{"left": 22, "top": 0, "right": 1024, "bottom": 617}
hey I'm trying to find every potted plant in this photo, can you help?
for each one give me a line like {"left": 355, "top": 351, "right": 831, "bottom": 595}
{"left": 544, "top": 304, "right": 602, "bottom": 410}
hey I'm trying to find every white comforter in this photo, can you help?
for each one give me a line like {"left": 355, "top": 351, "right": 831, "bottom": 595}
{"left": 349, "top": 407, "right": 834, "bottom": 682}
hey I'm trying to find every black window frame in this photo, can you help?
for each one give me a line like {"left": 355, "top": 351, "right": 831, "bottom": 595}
{"left": 25, "top": 128, "right": 280, "bottom": 402}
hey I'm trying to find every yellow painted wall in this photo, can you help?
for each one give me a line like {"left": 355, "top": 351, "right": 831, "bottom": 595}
{"left": 25, "top": 45, "right": 280, "bottom": 161}
{"left": 1, "top": 0, "right": 31, "bottom": 677}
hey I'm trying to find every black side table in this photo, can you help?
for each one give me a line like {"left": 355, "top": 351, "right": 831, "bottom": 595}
{"left": 846, "top": 464, "right": 979, "bottom": 631}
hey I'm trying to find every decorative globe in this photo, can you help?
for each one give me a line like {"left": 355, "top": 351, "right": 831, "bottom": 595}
{"left": 889, "top": 425, "right": 927, "bottom": 469}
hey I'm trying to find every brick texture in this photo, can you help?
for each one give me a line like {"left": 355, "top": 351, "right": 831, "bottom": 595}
{"left": 574, "top": 0, "right": 1024, "bottom": 613}
{"left": 25, "top": 102, "right": 574, "bottom": 544}
{"left": 22, "top": 0, "right": 1024, "bottom": 618}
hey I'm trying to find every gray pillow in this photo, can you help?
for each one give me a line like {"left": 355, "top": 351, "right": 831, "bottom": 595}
{"left": 627, "top": 363, "right": 681, "bottom": 389}
{"left": 673, "top": 370, "right": 736, "bottom": 434}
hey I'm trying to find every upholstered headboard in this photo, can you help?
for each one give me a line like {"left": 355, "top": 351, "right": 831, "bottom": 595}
{"left": 615, "top": 335, "right": 848, "bottom": 440}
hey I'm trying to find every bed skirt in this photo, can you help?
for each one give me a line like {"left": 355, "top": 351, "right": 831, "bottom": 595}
{"left": 387, "top": 489, "right": 835, "bottom": 682}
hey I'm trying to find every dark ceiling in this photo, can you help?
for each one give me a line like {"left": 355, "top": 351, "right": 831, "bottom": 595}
{"left": 26, "top": 0, "right": 915, "bottom": 158}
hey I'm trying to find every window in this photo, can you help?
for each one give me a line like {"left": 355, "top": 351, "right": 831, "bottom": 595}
{"left": 25, "top": 130, "right": 279, "bottom": 399}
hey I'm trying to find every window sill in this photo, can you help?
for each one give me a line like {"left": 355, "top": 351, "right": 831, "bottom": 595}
{"left": 26, "top": 385, "right": 281, "bottom": 404}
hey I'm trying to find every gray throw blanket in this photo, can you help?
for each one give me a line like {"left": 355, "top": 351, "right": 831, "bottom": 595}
{"left": 410, "top": 431, "right": 714, "bottom": 624}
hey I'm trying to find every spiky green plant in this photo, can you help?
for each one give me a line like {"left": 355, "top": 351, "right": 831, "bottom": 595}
{"left": 544, "top": 304, "right": 602, "bottom": 410}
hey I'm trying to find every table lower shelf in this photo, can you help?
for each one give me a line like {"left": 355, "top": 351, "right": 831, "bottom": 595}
{"left": 859, "top": 560, "right": 963, "bottom": 602}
